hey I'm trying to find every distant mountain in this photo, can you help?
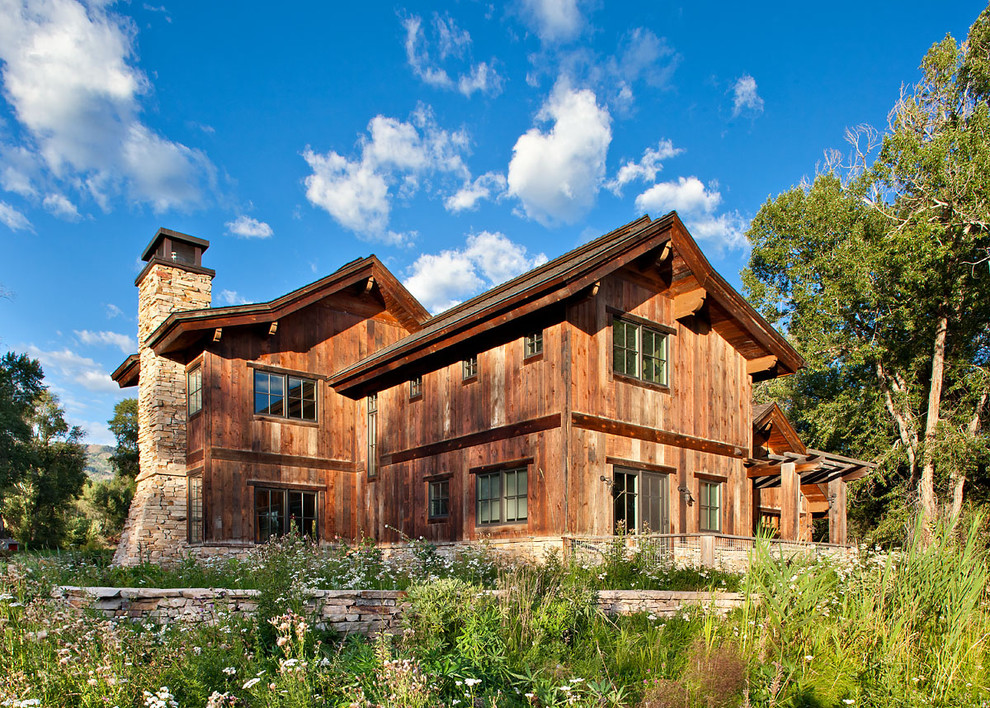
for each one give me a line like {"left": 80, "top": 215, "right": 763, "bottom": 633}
{"left": 85, "top": 444, "right": 115, "bottom": 481}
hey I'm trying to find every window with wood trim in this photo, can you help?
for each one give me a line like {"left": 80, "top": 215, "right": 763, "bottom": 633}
{"left": 462, "top": 355, "right": 478, "bottom": 380}
{"left": 613, "top": 468, "right": 668, "bottom": 534}
{"left": 255, "top": 487, "right": 318, "bottom": 543}
{"left": 187, "top": 473, "right": 203, "bottom": 543}
{"left": 409, "top": 376, "right": 423, "bottom": 398}
{"left": 699, "top": 480, "right": 722, "bottom": 533}
{"left": 367, "top": 394, "right": 378, "bottom": 478}
{"left": 428, "top": 479, "right": 450, "bottom": 519}
{"left": 187, "top": 366, "right": 202, "bottom": 416}
{"left": 476, "top": 468, "right": 527, "bottom": 525}
{"left": 524, "top": 331, "right": 543, "bottom": 358}
{"left": 253, "top": 370, "right": 317, "bottom": 421}
{"left": 612, "top": 316, "right": 668, "bottom": 386}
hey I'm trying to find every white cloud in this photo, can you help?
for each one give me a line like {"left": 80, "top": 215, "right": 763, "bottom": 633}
{"left": 0, "top": 0, "right": 215, "bottom": 212}
{"left": 445, "top": 171, "right": 507, "bottom": 212}
{"left": 634, "top": 176, "right": 747, "bottom": 250}
{"left": 732, "top": 74, "right": 764, "bottom": 118}
{"left": 404, "top": 231, "right": 548, "bottom": 312}
{"left": 74, "top": 329, "right": 136, "bottom": 354}
{"left": 606, "top": 139, "right": 682, "bottom": 196}
{"left": 0, "top": 200, "right": 32, "bottom": 231}
{"left": 43, "top": 192, "right": 80, "bottom": 221}
{"left": 219, "top": 289, "right": 249, "bottom": 306}
{"left": 507, "top": 83, "right": 611, "bottom": 226}
{"left": 402, "top": 13, "right": 502, "bottom": 98}
{"left": 303, "top": 106, "right": 470, "bottom": 240}
{"left": 519, "top": 0, "right": 585, "bottom": 43}
{"left": 105, "top": 303, "right": 124, "bottom": 319}
{"left": 225, "top": 215, "right": 273, "bottom": 239}
{"left": 26, "top": 345, "right": 118, "bottom": 393}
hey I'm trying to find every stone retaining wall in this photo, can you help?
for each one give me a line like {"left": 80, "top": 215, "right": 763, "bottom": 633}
{"left": 53, "top": 586, "right": 748, "bottom": 634}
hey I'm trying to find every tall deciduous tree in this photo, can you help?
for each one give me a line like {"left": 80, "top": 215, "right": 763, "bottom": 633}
{"left": 108, "top": 398, "right": 139, "bottom": 479}
{"left": 744, "top": 7, "right": 990, "bottom": 542}
{"left": 0, "top": 352, "right": 44, "bottom": 537}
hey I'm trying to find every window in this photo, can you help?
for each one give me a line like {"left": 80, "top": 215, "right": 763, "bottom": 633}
{"left": 613, "top": 468, "right": 668, "bottom": 534}
{"left": 612, "top": 317, "right": 668, "bottom": 386}
{"left": 476, "top": 468, "right": 527, "bottom": 525}
{"left": 524, "top": 331, "right": 543, "bottom": 358}
{"left": 255, "top": 487, "right": 318, "bottom": 543}
{"left": 367, "top": 394, "right": 378, "bottom": 478}
{"left": 699, "top": 481, "right": 722, "bottom": 533}
{"left": 409, "top": 376, "right": 423, "bottom": 399}
{"left": 462, "top": 355, "right": 478, "bottom": 380}
{"left": 187, "top": 366, "right": 202, "bottom": 416}
{"left": 188, "top": 473, "right": 203, "bottom": 543}
{"left": 254, "top": 370, "right": 317, "bottom": 421}
{"left": 429, "top": 479, "right": 450, "bottom": 519}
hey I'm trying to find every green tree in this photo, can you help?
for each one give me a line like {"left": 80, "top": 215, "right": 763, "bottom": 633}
{"left": 107, "top": 398, "right": 138, "bottom": 479}
{"left": 744, "top": 6, "right": 990, "bottom": 542}
{"left": 86, "top": 398, "right": 138, "bottom": 540}
{"left": 0, "top": 352, "right": 45, "bottom": 537}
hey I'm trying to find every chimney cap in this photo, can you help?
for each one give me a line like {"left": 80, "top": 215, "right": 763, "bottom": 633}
{"left": 141, "top": 227, "right": 211, "bottom": 263}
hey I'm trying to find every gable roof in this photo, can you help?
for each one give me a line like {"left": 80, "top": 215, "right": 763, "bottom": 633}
{"left": 752, "top": 401, "right": 807, "bottom": 455}
{"left": 147, "top": 255, "right": 429, "bottom": 357}
{"left": 330, "top": 212, "right": 804, "bottom": 398}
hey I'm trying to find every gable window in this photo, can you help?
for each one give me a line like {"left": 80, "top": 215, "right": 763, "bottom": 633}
{"left": 187, "top": 473, "right": 203, "bottom": 543}
{"left": 613, "top": 468, "right": 668, "bottom": 534}
{"left": 476, "top": 468, "right": 527, "bottom": 525}
{"left": 462, "top": 355, "right": 478, "bottom": 380}
{"left": 524, "top": 331, "right": 543, "bottom": 358}
{"left": 428, "top": 479, "right": 450, "bottom": 519}
{"left": 254, "top": 370, "right": 317, "bottom": 421}
{"left": 612, "top": 317, "right": 668, "bottom": 386}
{"left": 367, "top": 394, "right": 378, "bottom": 478}
{"left": 255, "top": 487, "right": 319, "bottom": 543}
{"left": 409, "top": 376, "right": 423, "bottom": 399}
{"left": 699, "top": 480, "right": 722, "bottom": 533}
{"left": 187, "top": 366, "right": 202, "bottom": 416}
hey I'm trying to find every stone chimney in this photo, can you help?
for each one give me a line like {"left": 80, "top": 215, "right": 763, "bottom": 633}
{"left": 114, "top": 228, "right": 213, "bottom": 566}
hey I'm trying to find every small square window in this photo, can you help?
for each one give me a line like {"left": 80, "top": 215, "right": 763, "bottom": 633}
{"left": 410, "top": 376, "right": 423, "bottom": 398}
{"left": 524, "top": 331, "right": 543, "bottom": 358}
{"left": 187, "top": 366, "right": 202, "bottom": 416}
{"left": 429, "top": 479, "right": 450, "bottom": 519}
{"left": 462, "top": 355, "right": 478, "bottom": 380}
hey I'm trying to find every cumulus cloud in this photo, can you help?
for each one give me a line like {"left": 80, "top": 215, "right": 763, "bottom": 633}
{"left": 606, "top": 139, "right": 682, "bottom": 196}
{"left": 445, "top": 172, "right": 507, "bottom": 213}
{"left": 43, "top": 193, "right": 81, "bottom": 221}
{"left": 518, "top": 0, "right": 585, "bottom": 43}
{"left": 26, "top": 345, "right": 118, "bottom": 393}
{"left": 75, "top": 329, "right": 136, "bottom": 354}
{"left": 507, "top": 84, "right": 611, "bottom": 226}
{"left": 0, "top": 201, "right": 32, "bottom": 231}
{"left": 404, "top": 231, "right": 548, "bottom": 312}
{"left": 402, "top": 13, "right": 503, "bottom": 98}
{"left": 634, "top": 177, "right": 747, "bottom": 250}
{"left": 219, "top": 289, "right": 249, "bottom": 306}
{"left": 731, "top": 74, "right": 764, "bottom": 118}
{"left": 225, "top": 215, "right": 273, "bottom": 239}
{"left": 304, "top": 106, "right": 469, "bottom": 241}
{"left": 0, "top": 0, "right": 215, "bottom": 212}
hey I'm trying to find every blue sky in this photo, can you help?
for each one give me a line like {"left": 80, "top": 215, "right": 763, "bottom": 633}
{"left": 0, "top": 0, "right": 984, "bottom": 445}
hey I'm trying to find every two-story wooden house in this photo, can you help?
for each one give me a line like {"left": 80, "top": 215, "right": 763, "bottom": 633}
{"left": 111, "top": 213, "right": 871, "bottom": 565}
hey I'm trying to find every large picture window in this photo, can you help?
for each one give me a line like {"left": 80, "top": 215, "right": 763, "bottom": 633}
{"left": 613, "top": 468, "right": 668, "bottom": 534}
{"left": 187, "top": 473, "right": 203, "bottom": 543}
{"left": 476, "top": 468, "right": 527, "bottom": 525}
{"left": 699, "top": 480, "right": 722, "bottom": 533}
{"left": 255, "top": 487, "right": 318, "bottom": 543}
{"left": 187, "top": 366, "right": 202, "bottom": 416}
{"left": 612, "top": 317, "right": 668, "bottom": 386}
{"left": 254, "top": 370, "right": 317, "bottom": 421}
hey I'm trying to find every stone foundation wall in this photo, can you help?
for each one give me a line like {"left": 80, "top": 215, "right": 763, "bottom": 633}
{"left": 54, "top": 586, "right": 748, "bottom": 635}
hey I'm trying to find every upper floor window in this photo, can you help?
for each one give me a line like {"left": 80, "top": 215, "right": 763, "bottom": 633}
{"left": 187, "top": 366, "right": 203, "bottom": 416}
{"left": 254, "top": 370, "right": 317, "bottom": 421}
{"left": 462, "top": 355, "right": 478, "bottom": 380}
{"left": 255, "top": 487, "right": 318, "bottom": 543}
{"left": 476, "top": 467, "right": 527, "bottom": 525}
{"left": 409, "top": 376, "right": 423, "bottom": 399}
{"left": 699, "top": 480, "right": 722, "bottom": 533}
{"left": 367, "top": 394, "right": 378, "bottom": 478}
{"left": 524, "top": 331, "right": 543, "bottom": 358}
{"left": 612, "top": 316, "right": 668, "bottom": 386}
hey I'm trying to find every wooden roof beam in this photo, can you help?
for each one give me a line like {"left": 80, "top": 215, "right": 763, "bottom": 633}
{"left": 747, "top": 355, "right": 778, "bottom": 375}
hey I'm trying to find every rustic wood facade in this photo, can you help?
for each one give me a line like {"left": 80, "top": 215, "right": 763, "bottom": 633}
{"left": 113, "top": 214, "right": 871, "bottom": 560}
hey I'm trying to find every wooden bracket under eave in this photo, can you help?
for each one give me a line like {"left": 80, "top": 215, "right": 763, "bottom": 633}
{"left": 656, "top": 242, "right": 673, "bottom": 267}
{"left": 268, "top": 321, "right": 278, "bottom": 336}
{"left": 673, "top": 288, "right": 706, "bottom": 319}
{"left": 746, "top": 355, "right": 778, "bottom": 375}
{"left": 212, "top": 328, "right": 222, "bottom": 342}
{"left": 579, "top": 281, "right": 601, "bottom": 301}
{"left": 363, "top": 276, "right": 376, "bottom": 294}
